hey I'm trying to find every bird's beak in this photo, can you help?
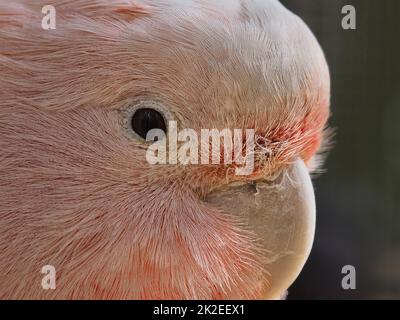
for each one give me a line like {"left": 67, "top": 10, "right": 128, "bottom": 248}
{"left": 205, "top": 159, "right": 316, "bottom": 299}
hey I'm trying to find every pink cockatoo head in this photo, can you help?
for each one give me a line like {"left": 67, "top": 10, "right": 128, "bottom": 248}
{"left": 0, "top": 0, "right": 330, "bottom": 299}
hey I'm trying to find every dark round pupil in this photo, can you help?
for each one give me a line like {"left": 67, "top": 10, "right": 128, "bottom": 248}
{"left": 131, "top": 108, "right": 167, "bottom": 139}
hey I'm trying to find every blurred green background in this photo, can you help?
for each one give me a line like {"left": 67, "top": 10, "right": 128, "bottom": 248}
{"left": 279, "top": 0, "right": 400, "bottom": 299}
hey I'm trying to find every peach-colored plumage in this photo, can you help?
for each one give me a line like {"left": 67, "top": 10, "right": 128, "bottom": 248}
{"left": 0, "top": 0, "right": 330, "bottom": 299}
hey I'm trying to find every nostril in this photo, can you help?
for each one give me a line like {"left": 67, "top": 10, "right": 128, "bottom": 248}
{"left": 249, "top": 181, "right": 258, "bottom": 194}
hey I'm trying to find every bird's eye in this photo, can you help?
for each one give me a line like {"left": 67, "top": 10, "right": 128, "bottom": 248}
{"left": 130, "top": 108, "right": 167, "bottom": 140}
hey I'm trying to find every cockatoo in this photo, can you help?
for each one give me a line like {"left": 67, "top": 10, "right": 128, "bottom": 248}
{"left": 0, "top": 0, "right": 330, "bottom": 299}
